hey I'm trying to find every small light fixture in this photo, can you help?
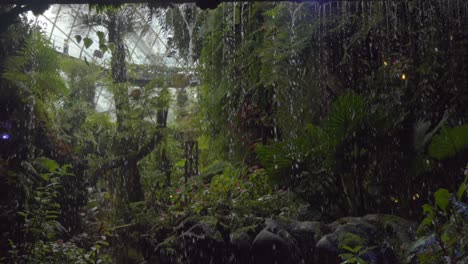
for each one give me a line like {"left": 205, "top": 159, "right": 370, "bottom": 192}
{"left": 401, "top": 74, "right": 407, "bottom": 80}
{"left": 1, "top": 133, "right": 10, "bottom": 140}
{"left": 384, "top": 61, "right": 388, "bottom": 66}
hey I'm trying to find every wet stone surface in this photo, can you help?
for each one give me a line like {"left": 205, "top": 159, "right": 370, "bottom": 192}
{"left": 145, "top": 214, "right": 416, "bottom": 264}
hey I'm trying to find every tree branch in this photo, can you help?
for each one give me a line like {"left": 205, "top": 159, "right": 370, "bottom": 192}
{"left": 92, "top": 130, "right": 163, "bottom": 174}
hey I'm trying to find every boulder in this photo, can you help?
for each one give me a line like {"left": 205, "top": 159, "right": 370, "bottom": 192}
{"left": 363, "top": 214, "right": 417, "bottom": 255}
{"left": 177, "top": 222, "right": 227, "bottom": 264}
{"left": 231, "top": 232, "right": 253, "bottom": 264}
{"left": 289, "top": 220, "right": 322, "bottom": 261}
{"left": 150, "top": 214, "right": 416, "bottom": 264}
{"left": 251, "top": 217, "right": 321, "bottom": 263}
{"left": 297, "top": 204, "right": 322, "bottom": 221}
{"left": 230, "top": 222, "right": 263, "bottom": 263}
{"left": 315, "top": 214, "right": 416, "bottom": 264}
{"left": 252, "top": 229, "right": 295, "bottom": 264}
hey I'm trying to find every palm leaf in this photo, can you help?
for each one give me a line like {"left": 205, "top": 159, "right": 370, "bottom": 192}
{"left": 256, "top": 124, "right": 328, "bottom": 181}
{"left": 326, "top": 91, "right": 367, "bottom": 143}
{"left": 256, "top": 142, "right": 293, "bottom": 177}
{"left": 428, "top": 125, "right": 468, "bottom": 160}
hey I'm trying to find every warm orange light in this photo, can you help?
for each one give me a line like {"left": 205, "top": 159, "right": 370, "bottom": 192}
{"left": 384, "top": 61, "right": 388, "bottom": 66}
{"left": 401, "top": 74, "right": 406, "bottom": 80}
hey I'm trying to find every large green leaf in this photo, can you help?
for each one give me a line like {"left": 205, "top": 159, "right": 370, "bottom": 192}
{"left": 96, "top": 31, "right": 106, "bottom": 44}
{"left": 428, "top": 125, "right": 468, "bottom": 160}
{"left": 83, "top": 37, "right": 93, "bottom": 49}
{"left": 408, "top": 235, "right": 437, "bottom": 256}
{"left": 74, "top": 34, "right": 82, "bottom": 43}
{"left": 36, "top": 158, "right": 60, "bottom": 173}
{"left": 434, "top": 188, "right": 450, "bottom": 213}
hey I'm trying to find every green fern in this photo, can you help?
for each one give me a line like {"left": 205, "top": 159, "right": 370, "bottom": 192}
{"left": 3, "top": 30, "right": 68, "bottom": 126}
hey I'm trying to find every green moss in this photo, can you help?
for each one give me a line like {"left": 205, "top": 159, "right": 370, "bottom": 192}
{"left": 295, "top": 221, "right": 323, "bottom": 242}
{"left": 365, "top": 214, "right": 415, "bottom": 244}
{"left": 127, "top": 247, "right": 143, "bottom": 260}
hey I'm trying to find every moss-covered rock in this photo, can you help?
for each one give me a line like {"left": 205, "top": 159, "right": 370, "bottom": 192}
{"left": 252, "top": 229, "right": 297, "bottom": 264}
{"left": 232, "top": 223, "right": 263, "bottom": 240}
{"left": 363, "top": 214, "right": 416, "bottom": 253}
{"left": 315, "top": 214, "right": 416, "bottom": 264}
{"left": 176, "top": 222, "right": 227, "bottom": 263}
{"left": 148, "top": 214, "right": 416, "bottom": 263}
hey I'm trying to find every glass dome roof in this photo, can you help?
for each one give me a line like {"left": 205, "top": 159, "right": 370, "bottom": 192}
{"left": 27, "top": 4, "right": 186, "bottom": 69}
{"left": 26, "top": 4, "right": 195, "bottom": 118}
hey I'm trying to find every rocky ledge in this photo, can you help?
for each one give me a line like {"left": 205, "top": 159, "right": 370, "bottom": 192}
{"left": 142, "top": 214, "right": 417, "bottom": 264}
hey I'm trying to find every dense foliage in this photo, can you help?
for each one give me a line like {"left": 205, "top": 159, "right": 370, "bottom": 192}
{"left": 0, "top": 1, "right": 467, "bottom": 263}
{"left": 197, "top": 1, "right": 468, "bottom": 218}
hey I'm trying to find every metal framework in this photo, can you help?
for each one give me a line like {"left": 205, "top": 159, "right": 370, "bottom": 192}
{"left": 32, "top": 4, "right": 185, "bottom": 67}
{"left": 1, "top": 0, "right": 327, "bottom": 4}
{"left": 21, "top": 2, "right": 202, "bottom": 115}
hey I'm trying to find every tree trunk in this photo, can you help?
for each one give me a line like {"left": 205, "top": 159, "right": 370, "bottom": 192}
{"left": 108, "top": 10, "right": 129, "bottom": 132}
{"left": 107, "top": 9, "right": 144, "bottom": 203}
{"left": 125, "top": 159, "right": 145, "bottom": 202}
